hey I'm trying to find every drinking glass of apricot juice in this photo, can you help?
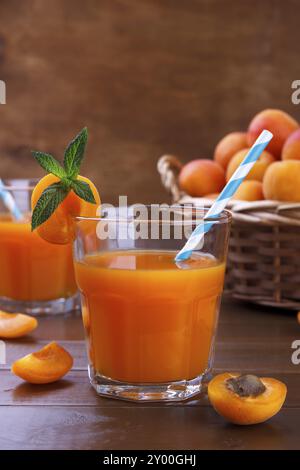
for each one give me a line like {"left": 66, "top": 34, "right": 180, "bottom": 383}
{"left": 29, "top": 128, "right": 230, "bottom": 401}
{"left": 0, "top": 179, "right": 78, "bottom": 314}
{"left": 74, "top": 206, "right": 231, "bottom": 401}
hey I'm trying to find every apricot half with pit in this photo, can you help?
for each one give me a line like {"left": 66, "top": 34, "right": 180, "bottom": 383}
{"left": 208, "top": 372, "right": 287, "bottom": 425}
{"left": 0, "top": 311, "right": 38, "bottom": 339}
{"left": 11, "top": 341, "right": 73, "bottom": 384}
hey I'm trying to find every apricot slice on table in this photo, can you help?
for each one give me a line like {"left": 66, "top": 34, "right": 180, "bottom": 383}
{"left": 208, "top": 372, "right": 287, "bottom": 425}
{"left": 0, "top": 311, "right": 38, "bottom": 339}
{"left": 11, "top": 341, "right": 73, "bottom": 384}
{"left": 31, "top": 174, "right": 101, "bottom": 244}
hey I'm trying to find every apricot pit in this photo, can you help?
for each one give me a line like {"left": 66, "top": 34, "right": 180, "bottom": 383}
{"left": 226, "top": 374, "right": 266, "bottom": 397}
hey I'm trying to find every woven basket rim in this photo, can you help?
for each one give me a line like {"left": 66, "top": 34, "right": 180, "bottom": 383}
{"left": 157, "top": 154, "right": 300, "bottom": 226}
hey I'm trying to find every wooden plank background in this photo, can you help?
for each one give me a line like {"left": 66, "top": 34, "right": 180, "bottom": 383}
{"left": 0, "top": 0, "right": 300, "bottom": 204}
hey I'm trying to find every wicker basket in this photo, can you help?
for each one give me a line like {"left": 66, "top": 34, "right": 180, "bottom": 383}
{"left": 158, "top": 154, "right": 300, "bottom": 310}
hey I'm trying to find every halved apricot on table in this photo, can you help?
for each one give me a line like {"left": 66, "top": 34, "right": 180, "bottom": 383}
{"left": 0, "top": 311, "right": 38, "bottom": 339}
{"left": 208, "top": 372, "right": 287, "bottom": 425}
{"left": 11, "top": 341, "right": 73, "bottom": 384}
{"left": 31, "top": 173, "right": 100, "bottom": 244}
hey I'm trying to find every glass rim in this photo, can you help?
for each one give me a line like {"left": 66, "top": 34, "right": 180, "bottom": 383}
{"left": 1, "top": 178, "right": 40, "bottom": 191}
{"left": 75, "top": 205, "right": 232, "bottom": 224}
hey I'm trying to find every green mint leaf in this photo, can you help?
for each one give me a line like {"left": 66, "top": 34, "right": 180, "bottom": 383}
{"left": 32, "top": 151, "right": 66, "bottom": 179}
{"left": 31, "top": 182, "right": 69, "bottom": 231}
{"left": 63, "top": 127, "right": 88, "bottom": 179}
{"left": 70, "top": 179, "right": 96, "bottom": 204}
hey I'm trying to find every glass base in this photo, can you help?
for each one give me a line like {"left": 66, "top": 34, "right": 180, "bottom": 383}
{"left": 0, "top": 293, "right": 80, "bottom": 315}
{"left": 89, "top": 366, "right": 210, "bottom": 402}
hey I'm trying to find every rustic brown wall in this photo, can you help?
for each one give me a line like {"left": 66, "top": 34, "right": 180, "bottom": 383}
{"left": 0, "top": 0, "right": 300, "bottom": 204}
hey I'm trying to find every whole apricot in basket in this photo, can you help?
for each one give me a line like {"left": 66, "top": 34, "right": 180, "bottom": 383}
{"left": 226, "top": 149, "right": 275, "bottom": 182}
{"left": 247, "top": 109, "right": 298, "bottom": 159}
{"left": 31, "top": 127, "right": 100, "bottom": 244}
{"left": 214, "top": 131, "right": 248, "bottom": 170}
{"left": 233, "top": 181, "right": 264, "bottom": 201}
{"left": 208, "top": 372, "right": 287, "bottom": 425}
{"left": 11, "top": 341, "right": 73, "bottom": 384}
{"left": 204, "top": 192, "right": 219, "bottom": 200}
{"left": 282, "top": 128, "right": 300, "bottom": 161}
{"left": 179, "top": 159, "right": 225, "bottom": 197}
{"left": 263, "top": 160, "right": 300, "bottom": 202}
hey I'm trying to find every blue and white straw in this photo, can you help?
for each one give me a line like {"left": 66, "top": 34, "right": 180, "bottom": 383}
{"left": 175, "top": 129, "right": 273, "bottom": 261}
{"left": 0, "top": 179, "right": 23, "bottom": 221}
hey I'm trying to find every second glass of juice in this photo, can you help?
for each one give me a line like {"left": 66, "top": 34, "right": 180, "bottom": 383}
{"left": 0, "top": 179, "right": 78, "bottom": 314}
{"left": 74, "top": 205, "right": 231, "bottom": 401}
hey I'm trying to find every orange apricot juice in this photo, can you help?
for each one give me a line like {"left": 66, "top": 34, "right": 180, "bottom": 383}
{"left": 75, "top": 250, "right": 225, "bottom": 383}
{"left": 0, "top": 214, "right": 77, "bottom": 301}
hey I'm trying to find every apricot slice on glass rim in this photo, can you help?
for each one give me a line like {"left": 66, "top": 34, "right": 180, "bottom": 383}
{"left": 31, "top": 127, "right": 101, "bottom": 245}
{"left": 0, "top": 311, "right": 38, "bottom": 339}
{"left": 208, "top": 372, "right": 287, "bottom": 425}
{"left": 31, "top": 173, "right": 100, "bottom": 244}
{"left": 11, "top": 341, "right": 73, "bottom": 384}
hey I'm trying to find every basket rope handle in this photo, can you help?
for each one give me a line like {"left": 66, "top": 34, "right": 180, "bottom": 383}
{"left": 157, "top": 155, "right": 185, "bottom": 202}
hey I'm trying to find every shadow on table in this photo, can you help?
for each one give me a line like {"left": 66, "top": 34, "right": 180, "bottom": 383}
{"left": 12, "top": 379, "right": 73, "bottom": 400}
{"left": 218, "top": 420, "right": 289, "bottom": 450}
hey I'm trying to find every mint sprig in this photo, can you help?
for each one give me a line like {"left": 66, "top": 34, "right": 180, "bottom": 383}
{"left": 32, "top": 152, "right": 66, "bottom": 179}
{"left": 64, "top": 127, "right": 88, "bottom": 179}
{"left": 70, "top": 179, "right": 96, "bottom": 204}
{"left": 31, "top": 127, "right": 96, "bottom": 231}
{"left": 31, "top": 183, "right": 68, "bottom": 231}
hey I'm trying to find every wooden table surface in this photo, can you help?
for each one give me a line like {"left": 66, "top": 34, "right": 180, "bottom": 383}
{"left": 0, "top": 297, "right": 299, "bottom": 450}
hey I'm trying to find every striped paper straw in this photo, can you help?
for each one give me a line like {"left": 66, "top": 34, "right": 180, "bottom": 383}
{"left": 0, "top": 179, "right": 23, "bottom": 221}
{"left": 175, "top": 129, "right": 273, "bottom": 261}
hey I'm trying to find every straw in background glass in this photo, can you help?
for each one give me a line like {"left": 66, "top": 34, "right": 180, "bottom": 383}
{"left": 175, "top": 129, "right": 273, "bottom": 261}
{"left": 0, "top": 179, "right": 23, "bottom": 221}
